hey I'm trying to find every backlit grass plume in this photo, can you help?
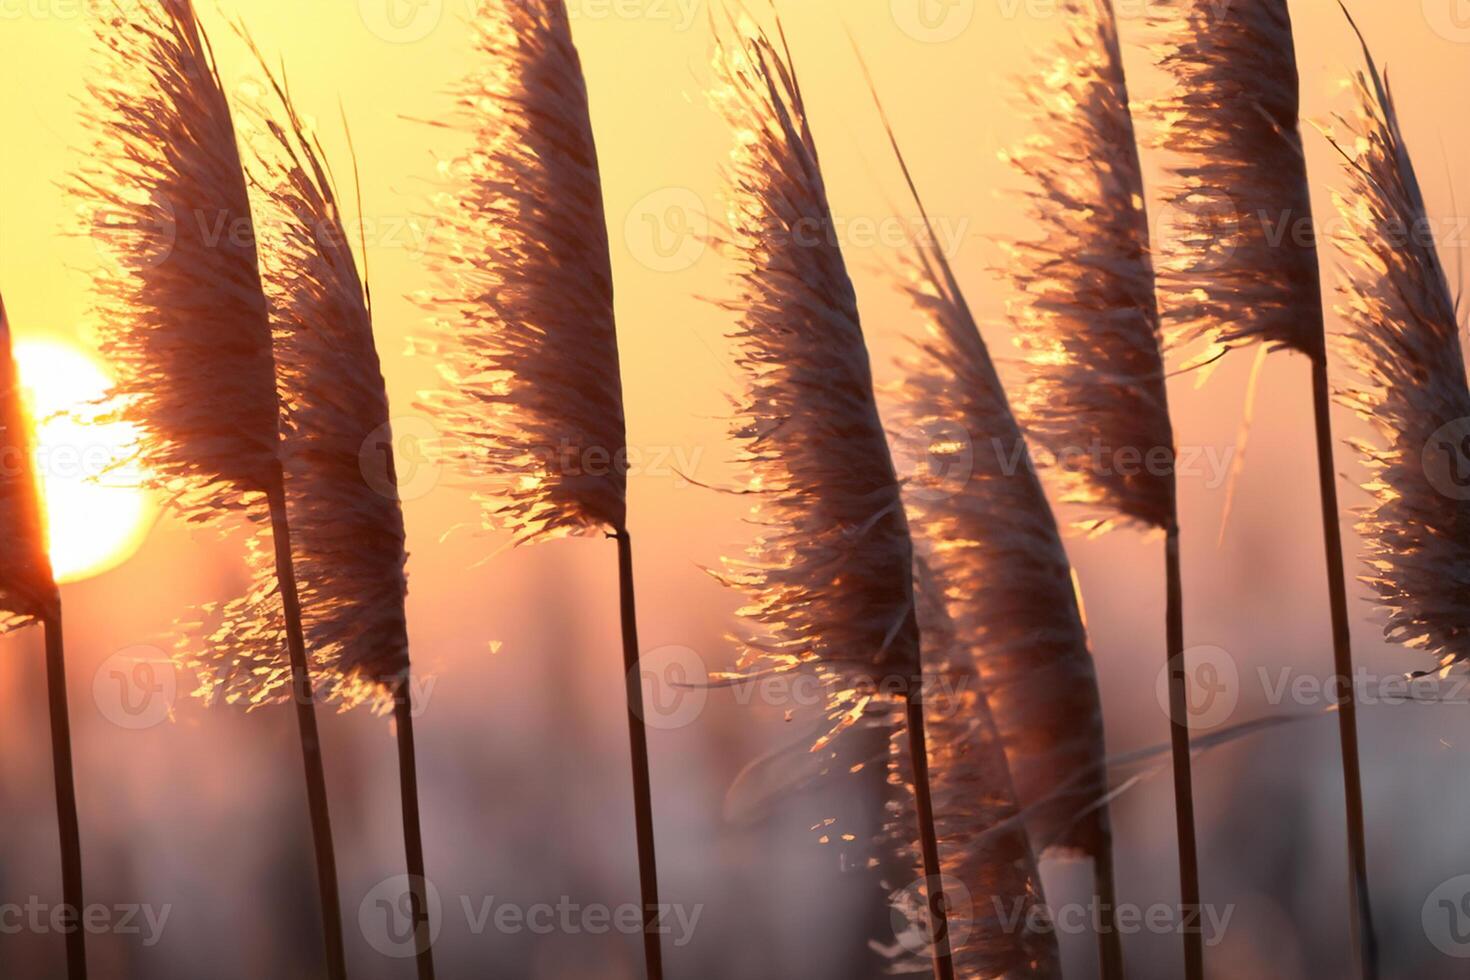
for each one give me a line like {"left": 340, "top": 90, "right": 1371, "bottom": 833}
{"left": 1007, "top": 0, "right": 1174, "bottom": 533}
{"left": 78, "top": 0, "right": 280, "bottom": 523}
{"left": 420, "top": 0, "right": 625, "bottom": 543}
{"left": 199, "top": 56, "right": 436, "bottom": 975}
{"left": 0, "top": 293, "right": 88, "bottom": 980}
{"left": 1150, "top": 0, "right": 1322, "bottom": 359}
{"left": 867, "top": 62, "right": 1117, "bottom": 969}
{"left": 419, "top": 3, "right": 662, "bottom": 975}
{"left": 1334, "top": 21, "right": 1470, "bottom": 676}
{"left": 1153, "top": 3, "right": 1378, "bottom": 972}
{"left": 75, "top": 4, "right": 346, "bottom": 975}
{"left": 0, "top": 295, "right": 56, "bottom": 633}
{"left": 883, "top": 557, "right": 1060, "bottom": 978}
{"left": 187, "top": 69, "right": 410, "bottom": 717}
{"left": 710, "top": 10, "right": 954, "bottom": 977}
{"left": 1006, "top": 4, "right": 1197, "bottom": 976}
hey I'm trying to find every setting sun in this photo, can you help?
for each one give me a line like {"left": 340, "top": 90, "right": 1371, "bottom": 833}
{"left": 12, "top": 337, "right": 153, "bottom": 583}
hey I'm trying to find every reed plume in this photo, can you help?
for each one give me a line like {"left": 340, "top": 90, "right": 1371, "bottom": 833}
{"left": 1334, "top": 19, "right": 1470, "bottom": 676}
{"left": 183, "top": 47, "right": 436, "bottom": 975}
{"left": 867, "top": 67, "right": 1118, "bottom": 970}
{"left": 418, "top": 2, "right": 662, "bottom": 975}
{"left": 882, "top": 557, "right": 1061, "bottom": 978}
{"left": 1152, "top": 2, "right": 1377, "bottom": 972}
{"left": 1006, "top": 3, "right": 1196, "bottom": 975}
{"left": 420, "top": 0, "right": 625, "bottom": 544}
{"left": 709, "top": 10, "right": 953, "bottom": 977}
{"left": 0, "top": 293, "right": 87, "bottom": 980}
{"left": 75, "top": 4, "right": 345, "bottom": 974}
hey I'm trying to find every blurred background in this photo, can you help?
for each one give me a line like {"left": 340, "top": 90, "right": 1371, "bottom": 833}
{"left": 3, "top": 0, "right": 1470, "bottom": 976}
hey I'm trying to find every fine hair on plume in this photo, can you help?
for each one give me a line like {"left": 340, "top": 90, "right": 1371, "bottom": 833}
{"left": 859, "top": 38, "right": 1116, "bottom": 972}
{"left": 1005, "top": 2, "right": 1195, "bottom": 976}
{"left": 73, "top": 4, "right": 349, "bottom": 974}
{"left": 416, "top": 3, "right": 661, "bottom": 974}
{"left": 1332, "top": 13, "right": 1470, "bottom": 678}
{"left": 707, "top": 7, "right": 956, "bottom": 976}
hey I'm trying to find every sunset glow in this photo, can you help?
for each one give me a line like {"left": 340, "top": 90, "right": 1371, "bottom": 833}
{"left": 13, "top": 338, "right": 152, "bottom": 583}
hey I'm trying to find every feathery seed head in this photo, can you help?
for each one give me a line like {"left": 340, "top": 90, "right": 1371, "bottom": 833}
{"left": 77, "top": 0, "right": 281, "bottom": 522}
{"left": 0, "top": 295, "right": 57, "bottom": 631}
{"left": 1011, "top": 0, "right": 1175, "bottom": 532}
{"left": 1152, "top": 0, "right": 1325, "bottom": 359}
{"left": 710, "top": 8, "right": 921, "bottom": 745}
{"left": 185, "top": 58, "right": 411, "bottom": 714}
{"left": 419, "top": 0, "right": 627, "bottom": 545}
{"left": 1333, "top": 26, "right": 1470, "bottom": 674}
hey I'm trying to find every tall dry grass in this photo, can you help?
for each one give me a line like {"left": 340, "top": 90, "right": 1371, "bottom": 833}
{"left": 1152, "top": 1, "right": 1377, "bottom": 972}
{"left": 866, "top": 55, "right": 1118, "bottom": 971}
{"left": 74, "top": 3, "right": 346, "bottom": 974}
{"left": 708, "top": 9, "right": 956, "bottom": 978}
{"left": 1007, "top": 1, "right": 1195, "bottom": 975}
{"left": 0, "top": 292, "right": 87, "bottom": 979}
{"left": 417, "top": 2, "right": 664, "bottom": 975}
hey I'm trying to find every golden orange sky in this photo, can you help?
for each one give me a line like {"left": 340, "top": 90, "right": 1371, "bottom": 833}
{"left": 4, "top": 3, "right": 1470, "bottom": 976}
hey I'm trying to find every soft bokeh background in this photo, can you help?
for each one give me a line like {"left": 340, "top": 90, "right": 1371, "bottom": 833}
{"left": 4, "top": 1, "right": 1470, "bottom": 977}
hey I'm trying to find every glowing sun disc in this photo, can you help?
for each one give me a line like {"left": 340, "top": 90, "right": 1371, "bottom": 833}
{"left": 12, "top": 338, "right": 154, "bottom": 584}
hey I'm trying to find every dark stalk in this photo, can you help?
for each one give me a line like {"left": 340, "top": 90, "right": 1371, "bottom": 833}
{"left": 266, "top": 474, "right": 347, "bottom": 980}
{"left": 394, "top": 677, "right": 437, "bottom": 980}
{"left": 43, "top": 608, "right": 87, "bottom": 980}
{"left": 1310, "top": 353, "right": 1379, "bottom": 979}
{"left": 904, "top": 688, "right": 955, "bottom": 980}
{"left": 1164, "top": 523, "right": 1202, "bottom": 980}
{"left": 615, "top": 529, "right": 664, "bottom": 980}
{"left": 1093, "top": 826, "right": 1124, "bottom": 980}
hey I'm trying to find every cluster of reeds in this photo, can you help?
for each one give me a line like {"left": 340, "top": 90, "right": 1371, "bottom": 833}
{"left": 3, "top": 1, "right": 1455, "bottom": 977}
